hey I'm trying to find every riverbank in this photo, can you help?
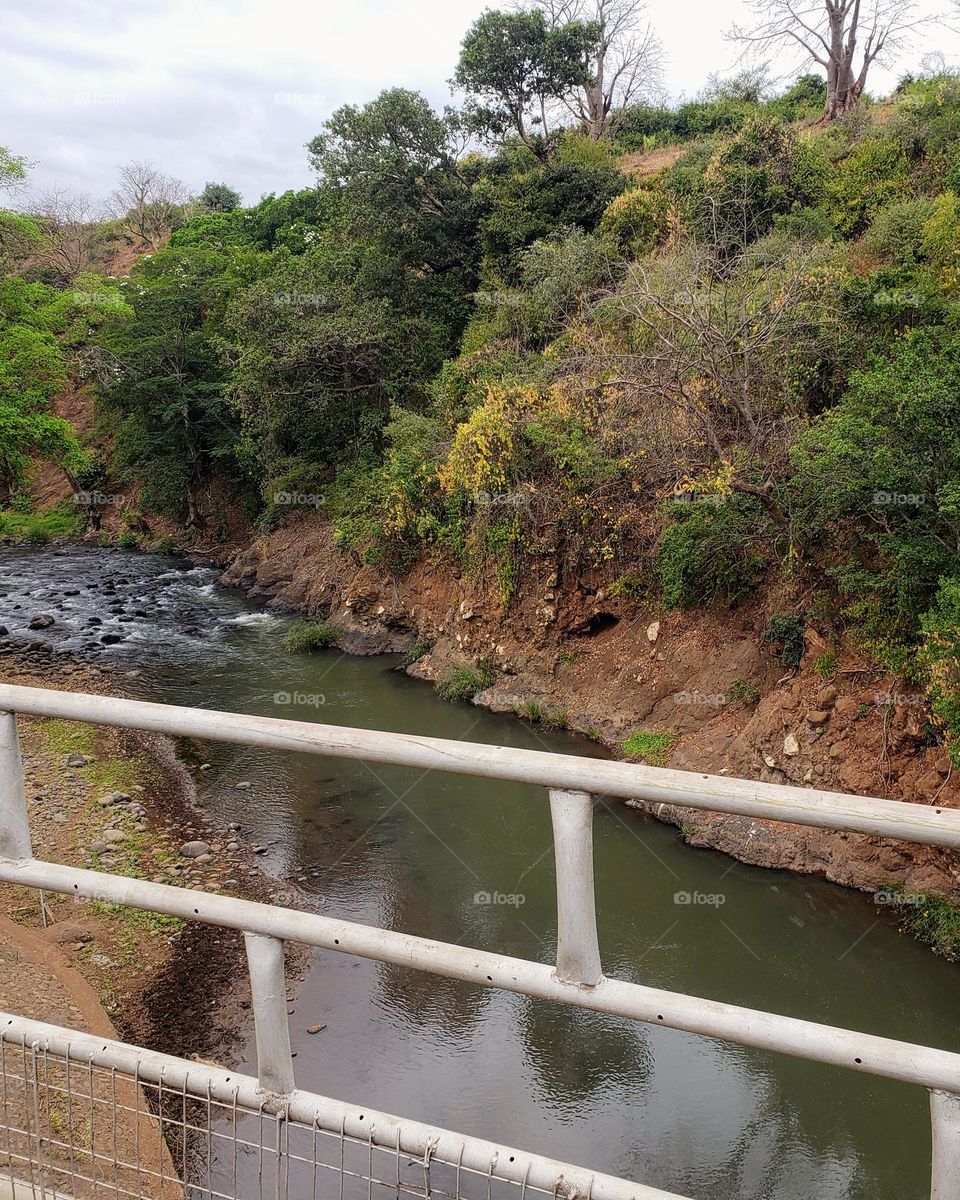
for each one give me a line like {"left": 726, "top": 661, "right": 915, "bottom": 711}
{"left": 221, "top": 512, "right": 960, "bottom": 910}
{"left": 0, "top": 648, "right": 303, "bottom": 1067}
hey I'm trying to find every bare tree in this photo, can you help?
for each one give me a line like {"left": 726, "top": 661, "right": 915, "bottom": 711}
{"left": 29, "top": 187, "right": 97, "bottom": 281}
{"left": 731, "top": 1, "right": 946, "bottom": 120}
{"left": 108, "top": 161, "right": 189, "bottom": 250}
{"left": 528, "top": 0, "right": 665, "bottom": 137}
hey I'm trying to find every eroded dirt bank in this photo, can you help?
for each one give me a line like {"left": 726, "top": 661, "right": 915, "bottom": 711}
{"left": 222, "top": 513, "right": 960, "bottom": 900}
{"left": 0, "top": 649, "right": 304, "bottom": 1067}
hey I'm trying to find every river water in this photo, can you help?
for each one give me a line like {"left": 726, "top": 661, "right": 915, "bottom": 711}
{"left": 1, "top": 544, "right": 959, "bottom": 1200}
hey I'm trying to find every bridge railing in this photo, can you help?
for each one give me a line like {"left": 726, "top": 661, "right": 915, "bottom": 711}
{"left": 0, "top": 683, "right": 958, "bottom": 1199}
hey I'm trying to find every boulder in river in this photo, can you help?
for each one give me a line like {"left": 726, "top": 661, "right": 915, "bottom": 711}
{"left": 28, "top": 613, "right": 55, "bottom": 629}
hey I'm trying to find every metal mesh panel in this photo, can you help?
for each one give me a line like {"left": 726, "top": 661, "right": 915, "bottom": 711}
{"left": 0, "top": 1037, "right": 588, "bottom": 1200}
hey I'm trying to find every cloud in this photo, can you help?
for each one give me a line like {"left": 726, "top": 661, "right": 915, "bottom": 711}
{"left": 4, "top": 0, "right": 959, "bottom": 208}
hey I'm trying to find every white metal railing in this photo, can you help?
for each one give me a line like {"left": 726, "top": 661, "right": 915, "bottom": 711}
{"left": 0, "top": 683, "right": 958, "bottom": 1199}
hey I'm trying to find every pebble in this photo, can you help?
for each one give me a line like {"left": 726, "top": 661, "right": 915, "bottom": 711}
{"left": 306, "top": 1024, "right": 326, "bottom": 1034}
{"left": 783, "top": 733, "right": 800, "bottom": 757}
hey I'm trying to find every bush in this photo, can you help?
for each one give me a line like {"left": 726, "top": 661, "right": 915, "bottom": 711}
{"left": 622, "top": 729, "right": 677, "bottom": 766}
{"left": 282, "top": 619, "right": 339, "bottom": 653}
{"left": 864, "top": 197, "right": 938, "bottom": 266}
{"left": 763, "top": 613, "right": 806, "bottom": 668}
{"left": 921, "top": 577, "right": 960, "bottom": 764}
{"left": 656, "top": 498, "right": 771, "bottom": 609}
{"left": 823, "top": 135, "right": 912, "bottom": 237}
{"left": 598, "top": 188, "right": 669, "bottom": 257}
{"left": 435, "top": 659, "right": 495, "bottom": 702}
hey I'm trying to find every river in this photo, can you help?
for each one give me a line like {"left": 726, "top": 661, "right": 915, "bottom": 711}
{"left": 1, "top": 544, "right": 958, "bottom": 1200}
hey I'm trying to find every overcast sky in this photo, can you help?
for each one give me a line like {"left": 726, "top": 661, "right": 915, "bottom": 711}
{"left": 4, "top": 0, "right": 960, "bottom": 210}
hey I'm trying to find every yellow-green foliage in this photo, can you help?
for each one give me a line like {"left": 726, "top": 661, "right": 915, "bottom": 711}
{"left": 599, "top": 188, "right": 668, "bottom": 257}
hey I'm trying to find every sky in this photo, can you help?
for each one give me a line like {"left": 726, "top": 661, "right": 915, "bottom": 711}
{"left": 4, "top": 0, "right": 960, "bottom": 210}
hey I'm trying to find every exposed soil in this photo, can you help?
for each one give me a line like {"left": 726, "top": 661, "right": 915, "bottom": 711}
{"left": 0, "top": 650, "right": 306, "bottom": 1071}
{"left": 221, "top": 511, "right": 960, "bottom": 902}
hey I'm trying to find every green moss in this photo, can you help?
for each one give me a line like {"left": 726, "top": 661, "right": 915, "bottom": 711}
{"left": 622, "top": 729, "right": 677, "bottom": 767}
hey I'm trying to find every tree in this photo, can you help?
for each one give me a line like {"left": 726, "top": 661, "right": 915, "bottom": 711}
{"left": 108, "top": 161, "right": 189, "bottom": 250}
{"left": 731, "top": 2, "right": 945, "bottom": 120}
{"left": 199, "top": 181, "right": 242, "bottom": 212}
{"left": 29, "top": 188, "right": 97, "bottom": 282}
{"left": 527, "top": 0, "right": 664, "bottom": 138}
{"left": 453, "top": 9, "right": 600, "bottom": 157}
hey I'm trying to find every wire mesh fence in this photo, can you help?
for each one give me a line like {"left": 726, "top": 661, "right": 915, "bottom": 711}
{"left": 0, "top": 1033, "right": 612, "bottom": 1200}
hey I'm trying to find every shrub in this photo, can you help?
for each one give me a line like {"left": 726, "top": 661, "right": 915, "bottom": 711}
{"left": 728, "top": 678, "right": 761, "bottom": 706}
{"left": 400, "top": 638, "right": 433, "bottom": 667}
{"left": 790, "top": 327, "right": 960, "bottom": 647}
{"left": 889, "top": 889, "right": 960, "bottom": 962}
{"left": 622, "top": 729, "right": 677, "bottom": 766}
{"left": 921, "top": 577, "right": 960, "bottom": 765}
{"left": 598, "top": 188, "right": 669, "bottom": 257}
{"left": 823, "top": 135, "right": 912, "bottom": 237}
{"left": 283, "top": 619, "right": 338, "bottom": 654}
{"left": 814, "top": 652, "right": 839, "bottom": 678}
{"left": 864, "top": 197, "right": 938, "bottom": 266}
{"left": 435, "top": 659, "right": 496, "bottom": 703}
{"left": 656, "top": 498, "right": 771, "bottom": 609}
{"left": 763, "top": 613, "right": 806, "bottom": 668}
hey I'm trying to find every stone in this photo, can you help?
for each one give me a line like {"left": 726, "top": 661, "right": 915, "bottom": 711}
{"left": 103, "top": 828, "right": 126, "bottom": 845}
{"left": 646, "top": 621, "right": 660, "bottom": 644}
{"left": 763, "top": 754, "right": 777, "bottom": 768}
{"left": 179, "top": 840, "right": 211, "bottom": 858}
{"left": 28, "top": 613, "right": 55, "bottom": 629}
{"left": 100, "top": 633, "right": 124, "bottom": 645}
{"left": 806, "top": 710, "right": 831, "bottom": 727}
{"left": 65, "top": 754, "right": 88, "bottom": 768}
{"left": 783, "top": 733, "right": 800, "bottom": 757}
{"left": 306, "top": 1024, "right": 326, "bottom": 1035}
{"left": 816, "top": 684, "right": 839, "bottom": 708}
{"left": 835, "top": 696, "right": 860, "bottom": 720}
{"left": 235, "top": 781, "right": 251, "bottom": 790}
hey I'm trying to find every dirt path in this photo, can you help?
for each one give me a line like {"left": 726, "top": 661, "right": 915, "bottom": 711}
{"left": 0, "top": 914, "right": 182, "bottom": 1198}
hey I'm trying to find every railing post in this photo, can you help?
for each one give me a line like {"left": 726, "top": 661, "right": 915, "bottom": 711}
{"left": 0, "top": 712, "right": 32, "bottom": 861}
{"left": 549, "top": 789, "right": 603, "bottom": 987}
{"left": 931, "top": 1090, "right": 960, "bottom": 1198}
{"left": 244, "top": 932, "right": 295, "bottom": 1096}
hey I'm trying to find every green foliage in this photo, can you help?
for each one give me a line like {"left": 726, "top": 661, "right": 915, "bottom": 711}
{"left": 400, "top": 638, "right": 433, "bottom": 667}
{"left": 622, "top": 729, "right": 677, "bottom": 766}
{"left": 282, "top": 619, "right": 339, "bottom": 653}
{"left": 598, "top": 188, "right": 668, "bottom": 257}
{"left": 763, "top": 613, "right": 806, "bottom": 668}
{"left": 889, "top": 889, "right": 960, "bottom": 962}
{"left": 921, "top": 578, "right": 960, "bottom": 765}
{"left": 453, "top": 9, "right": 598, "bottom": 158}
{"left": 0, "top": 504, "right": 82, "bottom": 541}
{"left": 657, "top": 499, "right": 771, "bottom": 609}
{"left": 727, "top": 678, "right": 760, "bottom": 706}
{"left": 822, "top": 134, "right": 912, "bottom": 237}
{"left": 791, "top": 328, "right": 960, "bottom": 645}
{"left": 198, "top": 181, "right": 242, "bottom": 212}
{"left": 435, "top": 659, "right": 496, "bottom": 702}
{"left": 814, "top": 652, "right": 839, "bottom": 678}
{"left": 515, "top": 698, "right": 567, "bottom": 727}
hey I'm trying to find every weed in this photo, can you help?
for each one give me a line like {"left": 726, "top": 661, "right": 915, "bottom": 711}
{"left": 622, "top": 729, "right": 678, "bottom": 766}
{"left": 435, "top": 659, "right": 495, "bottom": 703}
{"left": 282, "top": 619, "right": 338, "bottom": 654}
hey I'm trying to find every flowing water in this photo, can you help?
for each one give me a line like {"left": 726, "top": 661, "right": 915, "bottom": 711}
{"left": 2, "top": 544, "right": 959, "bottom": 1200}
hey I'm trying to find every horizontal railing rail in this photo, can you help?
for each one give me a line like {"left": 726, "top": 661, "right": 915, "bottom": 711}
{"left": 0, "top": 683, "right": 958, "bottom": 1199}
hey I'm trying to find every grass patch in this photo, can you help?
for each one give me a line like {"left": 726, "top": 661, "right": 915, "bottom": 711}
{"left": 400, "top": 638, "right": 433, "bottom": 667}
{"left": 435, "top": 659, "right": 495, "bottom": 703}
{"left": 0, "top": 505, "right": 82, "bottom": 543}
{"left": 814, "top": 651, "right": 839, "bottom": 678}
{"left": 889, "top": 891, "right": 960, "bottom": 961}
{"left": 34, "top": 721, "right": 139, "bottom": 794}
{"left": 763, "top": 613, "right": 806, "bottom": 668}
{"left": 282, "top": 618, "right": 339, "bottom": 654}
{"left": 515, "top": 699, "right": 567, "bottom": 728}
{"left": 622, "top": 729, "right": 677, "bottom": 767}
